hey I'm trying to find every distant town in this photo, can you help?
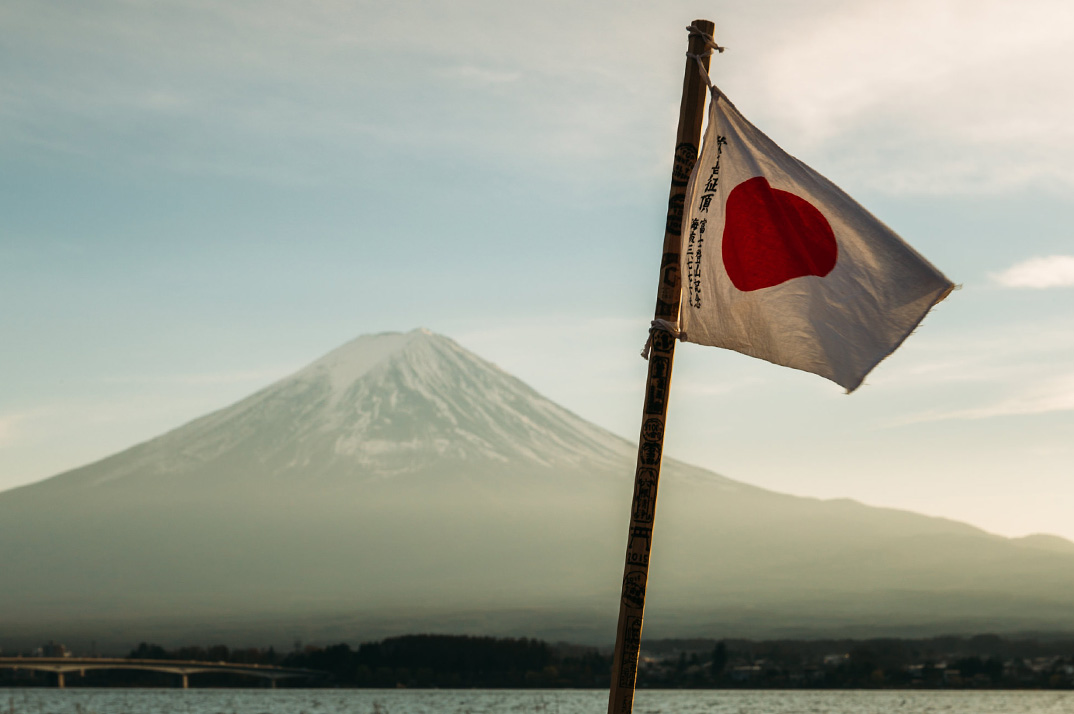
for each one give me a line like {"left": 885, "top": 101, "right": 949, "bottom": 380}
{"left": 3, "top": 634, "right": 1074, "bottom": 689}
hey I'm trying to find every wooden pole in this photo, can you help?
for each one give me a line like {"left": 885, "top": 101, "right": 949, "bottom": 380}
{"left": 606, "top": 19, "right": 714, "bottom": 714}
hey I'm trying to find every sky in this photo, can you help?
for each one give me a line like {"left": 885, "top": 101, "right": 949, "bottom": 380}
{"left": 2, "top": 0, "right": 1073, "bottom": 541}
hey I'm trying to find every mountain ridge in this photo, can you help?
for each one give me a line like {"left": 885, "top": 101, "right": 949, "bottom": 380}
{"left": 3, "top": 328, "right": 1073, "bottom": 649}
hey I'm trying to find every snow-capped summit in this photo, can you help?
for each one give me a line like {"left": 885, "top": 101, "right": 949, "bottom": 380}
{"left": 32, "top": 329, "right": 633, "bottom": 494}
{"left": 294, "top": 329, "right": 431, "bottom": 392}
{"left": 279, "top": 327, "right": 629, "bottom": 471}
{"left": 100, "top": 328, "right": 635, "bottom": 487}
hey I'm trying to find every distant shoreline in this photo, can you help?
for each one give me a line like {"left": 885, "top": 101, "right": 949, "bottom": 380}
{"left": 3, "top": 633, "right": 1073, "bottom": 690}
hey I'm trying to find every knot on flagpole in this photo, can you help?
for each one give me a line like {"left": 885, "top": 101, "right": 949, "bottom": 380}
{"left": 640, "top": 319, "right": 684, "bottom": 360}
{"left": 686, "top": 24, "right": 725, "bottom": 53}
{"left": 685, "top": 24, "right": 725, "bottom": 88}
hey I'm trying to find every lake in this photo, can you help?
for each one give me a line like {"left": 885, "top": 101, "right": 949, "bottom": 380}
{"left": 3, "top": 689, "right": 1074, "bottom": 714}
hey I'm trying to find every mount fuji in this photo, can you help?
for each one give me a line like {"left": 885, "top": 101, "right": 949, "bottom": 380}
{"left": 3, "top": 328, "right": 1074, "bottom": 649}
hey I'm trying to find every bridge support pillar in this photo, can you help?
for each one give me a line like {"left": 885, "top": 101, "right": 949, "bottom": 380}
{"left": 57, "top": 672, "right": 65, "bottom": 688}
{"left": 182, "top": 674, "right": 189, "bottom": 689}
{"left": 271, "top": 677, "right": 277, "bottom": 689}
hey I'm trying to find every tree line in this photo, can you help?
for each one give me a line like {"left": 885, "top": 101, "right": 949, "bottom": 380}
{"left": 112, "top": 633, "right": 1074, "bottom": 689}
{"left": 127, "top": 635, "right": 608, "bottom": 688}
{"left": 4, "top": 633, "right": 1074, "bottom": 688}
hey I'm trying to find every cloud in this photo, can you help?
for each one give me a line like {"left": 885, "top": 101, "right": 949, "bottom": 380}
{"left": 871, "top": 314, "right": 1074, "bottom": 385}
{"left": 868, "top": 314, "right": 1074, "bottom": 428}
{"left": 0, "top": 408, "right": 55, "bottom": 449}
{"left": 672, "top": 375, "right": 767, "bottom": 398}
{"left": 993, "top": 255, "right": 1074, "bottom": 289}
{"left": 5, "top": 1, "right": 1074, "bottom": 194}
{"left": 923, "top": 369, "right": 1074, "bottom": 420}
{"left": 0, "top": 415, "right": 21, "bottom": 448}
{"left": 899, "top": 372, "right": 1074, "bottom": 424}
{"left": 0, "top": 384, "right": 272, "bottom": 490}
{"left": 731, "top": 0, "right": 1074, "bottom": 194}
{"left": 101, "top": 368, "right": 288, "bottom": 387}
{"left": 437, "top": 65, "right": 521, "bottom": 85}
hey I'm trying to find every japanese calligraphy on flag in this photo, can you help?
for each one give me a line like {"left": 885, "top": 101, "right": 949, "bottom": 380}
{"left": 679, "top": 89, "right": 954, "bottom": 392}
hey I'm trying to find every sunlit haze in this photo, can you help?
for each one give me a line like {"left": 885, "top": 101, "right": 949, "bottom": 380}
{"left": 2, "top": 0, "right": 1072, "bottom": 546}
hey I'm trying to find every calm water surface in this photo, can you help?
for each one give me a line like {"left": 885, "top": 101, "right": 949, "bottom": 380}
{"left": 3, "top": 689, "right": 1073, "bottom": 714}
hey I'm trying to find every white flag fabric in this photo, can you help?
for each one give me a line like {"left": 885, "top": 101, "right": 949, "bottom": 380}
{"left": 679, "top": 88, "right": 954, "bottom": 392}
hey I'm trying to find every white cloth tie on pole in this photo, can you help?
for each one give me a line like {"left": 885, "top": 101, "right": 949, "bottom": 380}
{"left": 685, "top": 23, "right": 725, "bottom": 88}
{"left": 640, "top": 319, "right": 684, "bottom": 360}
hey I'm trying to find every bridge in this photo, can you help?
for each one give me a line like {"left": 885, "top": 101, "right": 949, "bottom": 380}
{"left": 0, "top": 657, "right": 324, "bottom": 688}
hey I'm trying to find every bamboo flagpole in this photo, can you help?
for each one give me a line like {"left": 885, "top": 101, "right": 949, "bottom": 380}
{"left": 606, "top": 20, "right": 716, "bottom": 714}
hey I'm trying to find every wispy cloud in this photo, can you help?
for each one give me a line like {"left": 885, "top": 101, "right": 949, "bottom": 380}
{"left": 101, "top": 368, "right": 287, "bottom": 388}
{"left": 9, "top": 0, "right": 1072, "bottom": 194}
{"left": 739, "top": 0, "right": 1074, "bottom": 193}
{"left": 993, "top": 255, "right": 1074, "bottom": 289}
{"left": 871, "top": 314, "right": 1074, "bottom": 386}
{"left": 0, "top": 386, "right": 265, "bottom": 489}
{"left": 437, "top": 65, "right": 521, "bottom": 85}
{"left": 0, "top": 408, "right": 56, "bottom": 450}
{"left": 0, "top": 415, "right": 21, "bottom": 448}
{"left": 0, "top": 365, "right": 289, "bottom": 454}
{"left": 900, "top": 372, "right": 1074, "bottom": 424}
{"left": 673, "top": 375, "right": 767, "bottom": 399}
{"left": 867, "top": 313, "right": 1074, "bottom": 428}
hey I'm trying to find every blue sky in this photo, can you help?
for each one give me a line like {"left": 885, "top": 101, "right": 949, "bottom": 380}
{"left": 2, "top": 0, "right": 1073, "bottom": 540}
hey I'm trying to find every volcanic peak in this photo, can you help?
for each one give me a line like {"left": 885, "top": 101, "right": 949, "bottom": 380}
{"left": 294, "top": 328, "right": 436, "bottom": 393}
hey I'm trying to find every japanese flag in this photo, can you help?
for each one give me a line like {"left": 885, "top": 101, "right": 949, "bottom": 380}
{"left": 679, "top": 89, "right": 954, "bottom": 392}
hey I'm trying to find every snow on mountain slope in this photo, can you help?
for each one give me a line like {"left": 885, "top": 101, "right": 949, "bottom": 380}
{"left": 48, "top": 329, "right": 638, "bottom": 491}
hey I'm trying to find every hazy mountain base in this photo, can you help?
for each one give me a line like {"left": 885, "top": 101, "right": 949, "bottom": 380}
{"left": 4, "top": 330, "right": 1074, "bottom": 651}
{"left": 7, "top": 605, "right": 1074, "bottom": 655}
{"left": 6, "top": 468, "right": 1074, "bottom": 651}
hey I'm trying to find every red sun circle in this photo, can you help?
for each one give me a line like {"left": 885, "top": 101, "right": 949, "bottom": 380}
{"left": 722, "top": 176, "right": 838, "bottom": 292}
